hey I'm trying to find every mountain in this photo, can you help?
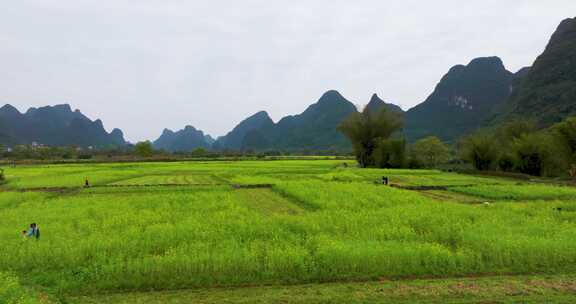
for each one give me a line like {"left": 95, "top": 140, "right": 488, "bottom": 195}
{"left": 213, "top": 90, "right": 404, "bottom": 152}
{"left": 499, "top": 17, "right": 576, "bottom": 125}
{"left": 242, "top": 90, "right": 358, "bottom": 151}
{"left": 153, "top": 125, "right": 210, "bottom": 152}
{"left": 204, "top": 135, "right": 215, "bottom": 146}
{"left": 404, "top": 57, "right": 514, "bottom": 142}
{"left": 213, "top": 111, "right": 274, "bottom": 150}
{"left": 365, "top": 94, "right": 404, "bottom": 114}
{"left": 0, "top": 104, "right": 126, "bottom": 147}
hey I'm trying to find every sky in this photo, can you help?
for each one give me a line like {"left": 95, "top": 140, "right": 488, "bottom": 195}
{"left": 1, "top": 1, "right": 575, "bottom": 142}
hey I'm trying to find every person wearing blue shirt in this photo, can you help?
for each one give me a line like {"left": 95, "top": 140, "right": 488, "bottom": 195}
{"left": 26, "top": 223, "right": 40, "bottom": 240}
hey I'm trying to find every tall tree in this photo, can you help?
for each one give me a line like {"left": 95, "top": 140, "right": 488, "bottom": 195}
{"left": 338, "top": 107, "right": 403, "bottom": 168}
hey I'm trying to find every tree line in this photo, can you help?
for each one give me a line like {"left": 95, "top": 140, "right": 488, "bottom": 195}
{"left": 339, "top": 106, "right": 576, "bottom": 178}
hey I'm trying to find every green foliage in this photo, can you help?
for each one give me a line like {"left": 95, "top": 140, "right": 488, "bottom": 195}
{"left": 450, "top": 184, "right": 576, "bottom": 200}
{"left": 2, "top": 160, "right": 576, "bottom": 298}
{"left": 373, "top": 138, "right": 406, "bottom": 168}
{"left": 510, "top": 132, "right": 557, "bottom": 176}
{"left": 134, "top": 141, "right": 154, "bottom": 157}
{"left": 190, "top": 147, "right": 209, "bottom": 157}
{"left": 338, "top": 107, "right": 403, "bottom": 167}
{"left": 459, "top": 132, "right": 500, "bottom": 171}
{"left": 496, "top": 119, "right": 538, "bottom": 142}
{"left": 497, "top": 152, "right": 515, "bottom": 172}
{"left": 456, "top": 117, "right": 576, "bottom": 176}
{"left": 410, "top": 136, "right": 451, "bottom": 168}
{"left": 551, "top": 117, "right": 576, "bottom": 174}
{"left": 0, "top": 272, "right": 38, "bottom": 304}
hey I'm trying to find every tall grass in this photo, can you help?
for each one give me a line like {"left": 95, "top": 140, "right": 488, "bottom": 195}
{"left": 0, "top": 272, "right": 38, "bottom": 304}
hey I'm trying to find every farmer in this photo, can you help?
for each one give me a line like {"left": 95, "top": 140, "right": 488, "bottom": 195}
{"left": 84, "top": 177, "right": 90, "bottom": 188}
{"left": 27, "top": 223, "right": 40, "bottom": 240}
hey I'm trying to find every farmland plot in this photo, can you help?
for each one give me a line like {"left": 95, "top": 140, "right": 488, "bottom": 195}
{"left": 1, "top": 160, "right": 576, "bottom": 303}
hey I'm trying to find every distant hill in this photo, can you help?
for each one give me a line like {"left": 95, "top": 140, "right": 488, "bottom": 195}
{"left": 266, "top": 90, "right": 358, "bottom": 151}
{"left": 226, "top": 90, "right": 358, "bottom": 151}
{"left": 212, "top": 90, "right": 405, "bottom": 152}
{"left": 0, "top": 104, "right": 126, "bottom": 147}
{"left": 153, "top": 125, "right": 210, "bottom": 152}
{"left": 213, "top": 111, "right": 274, "bottom": 150}
{"left": 365, "top": 94, "right": 404, "bottom": 114}
{"left": 404, "top": 57, "right": 514, "bottom": 142}
{"left": 498, "top": 17, "right": 576, "bottom": 125}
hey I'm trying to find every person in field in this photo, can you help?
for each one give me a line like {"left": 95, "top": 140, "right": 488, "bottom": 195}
{"left": 21, "top": 230, "right": 27, "bottom": 240}
{"left": 84, "top": 177, "right": 90, "bottom": 188}
{"left": 26, "top": 223, "right": 40, "bottom": 240}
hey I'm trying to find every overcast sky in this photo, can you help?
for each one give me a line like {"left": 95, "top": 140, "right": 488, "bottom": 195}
{"left": 1, "top": 1, "right": 574, "bottom": 142}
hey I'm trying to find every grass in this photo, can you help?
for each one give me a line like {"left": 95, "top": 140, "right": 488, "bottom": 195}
{"left": 113, "top": 174, "right": 223, "bottom": 185}
{"left": 1, "top": 160, "right": 576, "bottom": 302}
{"left": 449, "top": 184, "right": 576, "bottom": 200}
{"left": 70, "top": 274, "right": 576, "bottom": 304}
{"left": 0, "top": 272, "right": 41, "bottom": 304}
{"left": 234, "top": 189, "right": 304, "bottom": 216}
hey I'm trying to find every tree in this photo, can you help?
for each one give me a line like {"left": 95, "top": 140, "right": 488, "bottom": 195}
{"left": 496, "top": 119, "right": 538, "bottom": 142}
{"left": 551, "top": 117, "right": 576, "bottom": 174}
{"left": 410, "top": 136, "right": 451, "bottom": 168}
{"left": 458, "top": 132, "right": 500, "bottom": 171}
{"left": 511, "top": 132, "right": 558, "bottom": 176}
{"left": 190, "top": 147, "right": 208, "bottom": 157}
{"left": 134, "top": 141, "right": 154, "bottom": 157}
{"left": 373, "top": 138, "right": 406, "bottom": 168}
{"left": 338, "top": 107, "right": 403, "bottom": 168}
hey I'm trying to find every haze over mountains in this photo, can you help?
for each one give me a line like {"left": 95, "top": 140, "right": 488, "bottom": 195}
{"left": 1, "top": 17, "right": 574, "bottom": 151}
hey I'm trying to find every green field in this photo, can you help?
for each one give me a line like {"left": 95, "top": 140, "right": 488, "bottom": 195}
{"left": 1, "top": 160, "right": 576, "bottom": 303}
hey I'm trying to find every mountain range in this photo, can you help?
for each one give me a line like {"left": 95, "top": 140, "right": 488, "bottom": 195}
{"left": 1, "top": 17, "right": 574, "bottom": 151}
{"left": 0, "top": 104, "right": 125, "bottom": 147}
{"left": 153, "top": 126, "right": 211, "bottom": 152}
